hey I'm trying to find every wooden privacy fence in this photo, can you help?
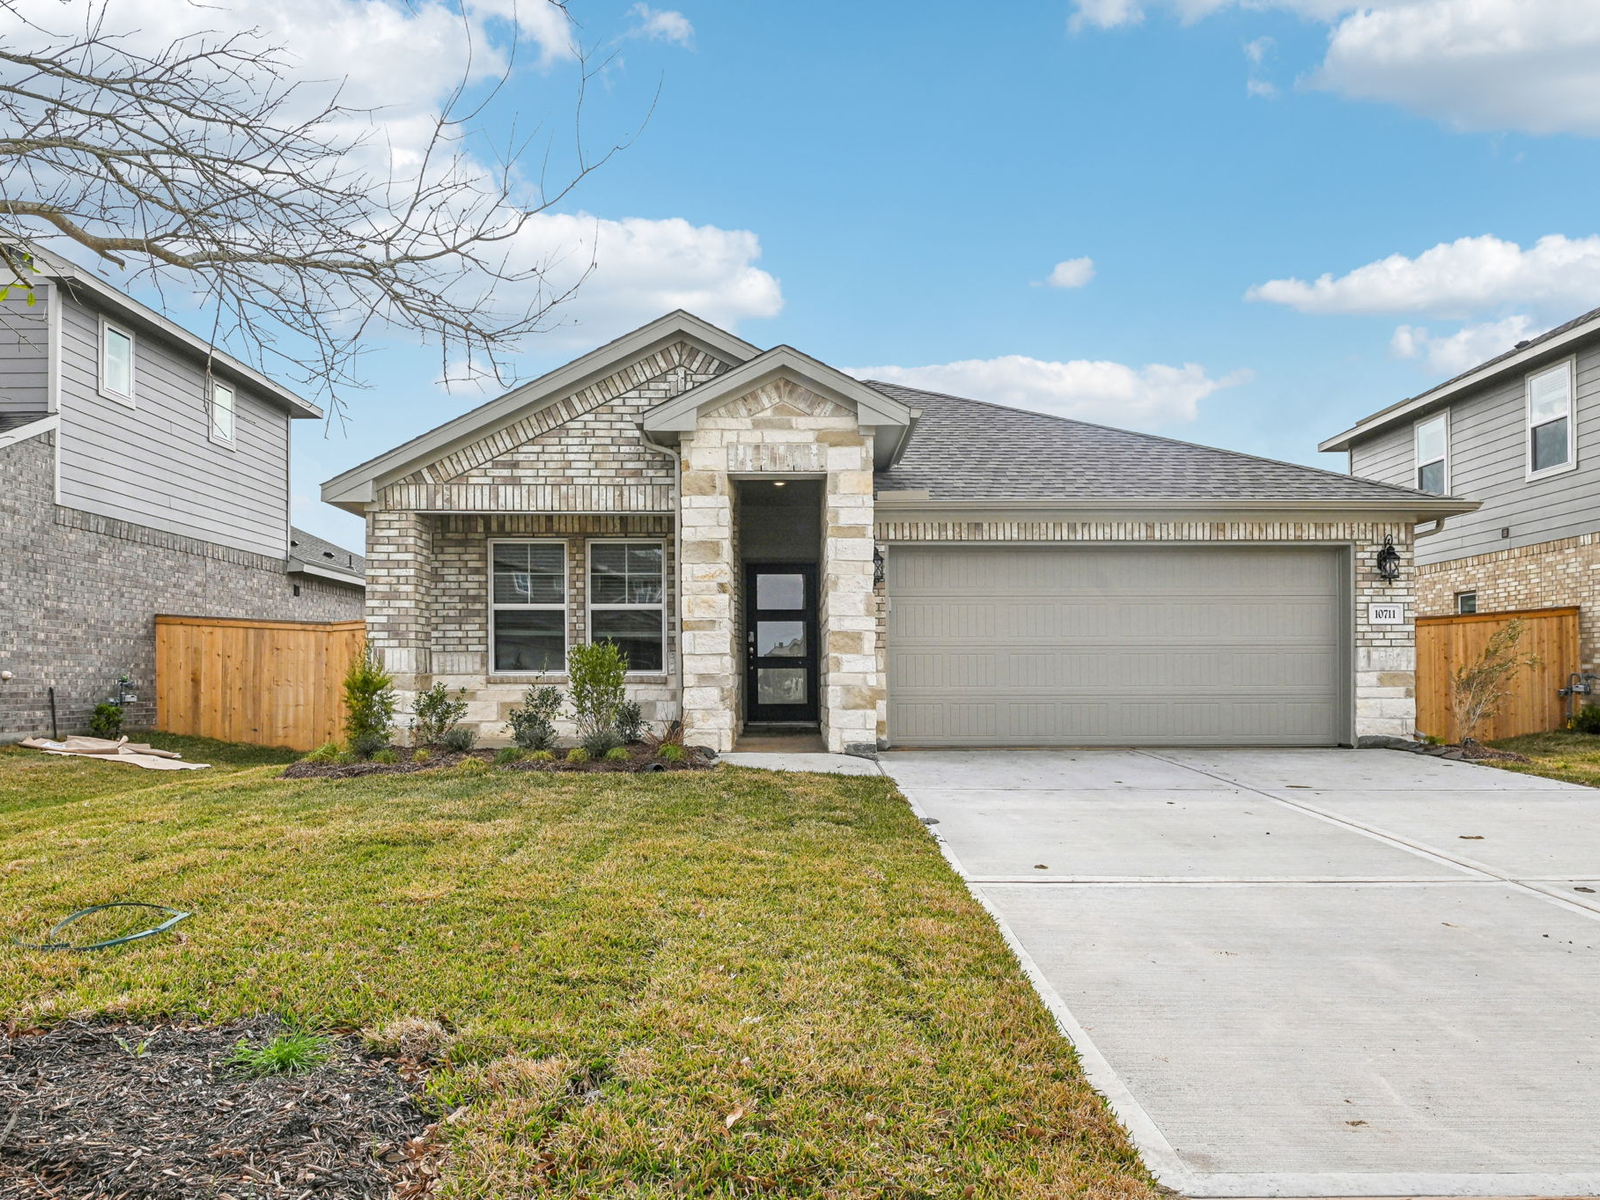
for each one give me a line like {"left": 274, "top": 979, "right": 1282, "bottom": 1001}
{"left": 1416, "top": 606, "right": 1579, "bottom": 743}
{"left": 155, "top": 615, "right": 366, "bottom": 751}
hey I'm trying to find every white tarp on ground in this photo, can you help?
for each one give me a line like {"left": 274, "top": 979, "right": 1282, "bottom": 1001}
{"left": 19, "top": 736, "right": 210, "bottom": 770}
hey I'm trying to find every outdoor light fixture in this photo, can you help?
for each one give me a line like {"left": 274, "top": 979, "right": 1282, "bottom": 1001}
{"left": 772, "top": 480, "right": 786, "bottom": 487}
{"left": 873, "top": 546, "right": 886, "bottom": 586}
{"left": 1375, "top": 535, "right": 1401, "bottom": 582}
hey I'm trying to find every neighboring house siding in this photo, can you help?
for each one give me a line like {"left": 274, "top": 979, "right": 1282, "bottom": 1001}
{"left": 54, "top": 290, "right": 290, "bottom": 558}
{"left": 1350, "top": 342, "right": 1600, "bottom": 566}
{"left": 0, "top": 287, "right": 50, "bottom": 415}
{"left": 0, "top": 428, "right": 360, "bottom": 741}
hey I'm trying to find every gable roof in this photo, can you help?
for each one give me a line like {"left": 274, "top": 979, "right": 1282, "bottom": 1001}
{"left": 642, "top": 345, "right": 918, "bottom": 468}
{"left": 322, "top": 310, "right": 758, "bottom": 510}
{"left": 287, "top": 525, "right": 365, "bottom": 585}
{"left": 1320, "top": 304, "right": 1600, "bottom": 452}
{"left": 869, "top": 382, "right": 1475, "bottom": 516}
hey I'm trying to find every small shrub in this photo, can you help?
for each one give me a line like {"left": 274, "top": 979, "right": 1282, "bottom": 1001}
{"left": 370, "top": 748, "right": 399, "bottom": 764}
{"left": 565, "top": 747, "right": 590, "bottom": 766}
{"left": 343, "top": 642, "right": 396, "bottom": 758}
{"left": 88, "top": 702, "right": 123, "bottom": 739}
{"left": 1451, "top": 618, "right": 1540, "bottom": 742}
{"left": 568, "top": 641, "right": 626, "bottom": 753}
{"left": 604, "top": 746, "right": 630, "bottom": 763}
{"left": 493, "top": 746, "right": 525, "bottom": 765}
{"left": 411, "top": 682, "right": 469, "bottom": 746}
{"left": 506, "top": 685, "right": 563, "bottom": 751}
{"left": 644, "top": 719, "right": 685, "bottom": 752}
{"left": 658, "top": 742, "right": 687, "bottom": 764}
{"left": 227, "top": 1031, "right": 332, "bottom": 1076}
{"left": 411, "top": 748, "right": 431, "bottom": 766}
{"left": 442, "top": 725, "right": 478, "bottom": 753}
{"left": 303, "top": 741, "right": 341, "bottom": 763}
{"left": 1574, "top": 703, "right": 1600, "bottom": 735}
{"left": 615, "top": 700, "right": 645, "bottom": 744}
{"left": 455, "top": 756, "right": 488, "bottom": 775}
{"left": 528, "top": 749, "right": 555, "bottom": 764}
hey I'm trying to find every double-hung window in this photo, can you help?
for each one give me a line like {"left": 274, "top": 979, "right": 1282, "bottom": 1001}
{"left": 1527, "top": 360, "right": 1576, "bottom": 477}
{"left": 1414, "top": 412, "right": 1448, "bottom": 494}
{"left": 101, "top": 321, "right": 134, "bottom": 404}
{"left": 490, "top": 541, "right": 566, "bottom": 672}
{"left": 588, "top": 541, "right": 665, "bottom": 673}
{"left": 210, "top": 380, "right": 236, "bottom": 443}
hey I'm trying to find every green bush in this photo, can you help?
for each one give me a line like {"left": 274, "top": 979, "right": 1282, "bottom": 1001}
{"left": 303, "top": 741, "right": 341, "bottom": 763}
{"left": 492, "top": 747, "right": 525, "bottom": 765}
{"left": 615, "top": 700, "right": 645, "bottom": 744}
{"left": 455, "top": 756, "right": 488, "bottom": 775}
{"left": 88, "top": 702, "right": 123, "bottom": 739}
{"left": 411, "top": 748, "right": 431, "bottom": 766}
{"left": 565, "top": 747, "right": 590, "bottom": 766}
{"left": 442, "top": 725, "right": 478, "bottom": 753}
{"left": 604, "top": 746, "right": 631, "bottom": 763}
{"left": 528, "top": 749, "right": 555, "bottom": 764}
{"left": 1573, "top": 703, "right": 1600, "bottom": 734}
{"left": 506, "top": 684, "right": 563, "bottom": 751}
{"left": 568, "top": 641, "right": 626, "bottom": 755}
{"left": 658, "top": 742, "right": 687, "bottom": 764}
{"left": 411, "top": 682, "right": 468, "bottom": 746}
{"left": 371, "top": 748, "right": 399, "bottom": 764}
{"left": 342, "top": 642, "right": 396, "bottom": 759}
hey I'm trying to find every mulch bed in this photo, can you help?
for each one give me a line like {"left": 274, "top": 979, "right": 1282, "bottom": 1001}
{"left": 0, "top": 1017, "right": 440, "bottom": 1199}
{"left": 281, "top": 742, "right": 714, "bottom": 780}
{"left": 1458, "top": 740, "right": 1531, "bottom": 763}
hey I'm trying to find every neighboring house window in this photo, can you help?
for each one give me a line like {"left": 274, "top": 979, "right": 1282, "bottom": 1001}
{"left": 1457, "top": 592, "right": 1478, "bottom": 615}
{"left": 1527, "top": 360, "right": 1576, "bottom": 476}
{"left": 101, "top": 322, "right": 134, "bottom": 404}
{"left": 588, "top": 541, "right": 665, "bottom": 673}
{"left": 490, "top": 541, "right": 566, "bottom": 672}
{"left": 210, "top": 380, "right": 235, "bottom": 442}
{"left": 1414, "top": 412, "right": 1448, "bottom": 494}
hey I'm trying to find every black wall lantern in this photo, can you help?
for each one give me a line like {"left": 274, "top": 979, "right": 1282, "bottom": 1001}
{"left": 872, "top": 545, "right": 886, "bottom": 586}
{"left": 1375, "top": 534, "right": 1401, "bottom": 582}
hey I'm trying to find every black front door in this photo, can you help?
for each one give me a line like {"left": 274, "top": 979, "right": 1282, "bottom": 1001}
{"left": 744, "top": 563, "right": 818, "bottom": 725}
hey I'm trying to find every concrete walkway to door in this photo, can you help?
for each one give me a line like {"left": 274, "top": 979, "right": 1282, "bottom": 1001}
{"left": 879, "top": 748, "right": 1600, "bottom": 1199}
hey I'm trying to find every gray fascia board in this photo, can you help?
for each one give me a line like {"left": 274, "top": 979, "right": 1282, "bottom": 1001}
{"left": 288, "top": 558, "right": 366, "bottom": 586}
{"left": 35, "top": 254, "right": 322, "bottom": 419}
{"left": 321, "top": 311, "right": 759, "bottom": 503}
{"left": 873, "top": 496, "right": 1480, "bottom": 521}
{"left": 0, "top": 413, "right": 59, "bottom": 449}
{"left": 1320, "top": 316, "right": 1600, "bottom": 451}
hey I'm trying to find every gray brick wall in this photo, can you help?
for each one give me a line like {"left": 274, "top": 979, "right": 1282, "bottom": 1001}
{"left": 0, "top": 430, "right": 363, "bottom": 740}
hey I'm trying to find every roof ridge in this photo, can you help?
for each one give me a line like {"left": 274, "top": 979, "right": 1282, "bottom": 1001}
{"left": 865, "top": 380, "right": 1443, "bottom": 501}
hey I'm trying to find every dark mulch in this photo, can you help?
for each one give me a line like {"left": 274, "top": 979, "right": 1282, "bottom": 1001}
{"left": 1459, "top": 740, "right": 1531, "bottom": 763}
{"left": 0, "top": 1017, "right": 439, "bottom": 1199}
{"left": 281, "top": 742, "right": 714, "bottom": 780}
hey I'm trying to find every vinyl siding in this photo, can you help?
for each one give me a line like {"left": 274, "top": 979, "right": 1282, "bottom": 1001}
{"left": 55, "top": 291, "right": 289, "bottom": 558}
{"left": 0, "top": 284, "right": 50, "bottom": 415}
{"left": 1349, "top": 340, "right": 1600, "bottom": 567}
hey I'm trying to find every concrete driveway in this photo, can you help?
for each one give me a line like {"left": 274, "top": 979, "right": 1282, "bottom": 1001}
{"left": 879, "top": 748, "right": 1600, "bottom": 1198}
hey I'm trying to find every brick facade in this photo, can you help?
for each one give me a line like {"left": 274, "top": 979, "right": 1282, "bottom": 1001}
{"left": 1417, "top": 533, "right": 1600, "bottom": 671}
{"left": 873, "top": 518, "right": 1418, "bottom": 743}
{"left": 0, "top": 430, "right": 362, "bottom": 741}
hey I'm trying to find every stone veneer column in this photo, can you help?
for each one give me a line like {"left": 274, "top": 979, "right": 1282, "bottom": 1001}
{"left": 364, "top": 509, "right": 434, "bottom": 701}
{"left": 820, "top": 435, "right": 880, "bottom": 756}
{"left": 1353, "top": 523, "right": 1416, "bottom": 742}
{"left": 677, "top": 432, "right": 739, "bottom": 753}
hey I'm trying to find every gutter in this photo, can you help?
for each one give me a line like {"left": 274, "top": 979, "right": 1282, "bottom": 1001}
{"left": 287, "top": 559, "right": 366, "bottom": 587}
{"left": 0, "top": 413, "right": 59, "bottom": 449}
{"left": 873, "top": 495, "right": 1481, "bottom": 520}
{"left": 639, "top": 436, "right": 685, "bottom": 703}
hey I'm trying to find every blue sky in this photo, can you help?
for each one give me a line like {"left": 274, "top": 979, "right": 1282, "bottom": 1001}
{"left": 64, "top": 0, "right": 1600, "bottom": 549}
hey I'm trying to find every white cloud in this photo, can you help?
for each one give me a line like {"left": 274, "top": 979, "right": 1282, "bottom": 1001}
{"left": 1068, "top": 0, "right": 1600, "bottom": 136}
{"left": 848, "top": 356, "right": 1250, "bottom": 427}
{"left": 1243, "top": 36, "right": 1273, "bottom": 66}
{"left": 1247, "top": 235, "right": 1600, "bottom": 318}
{"left": 1043, "top": 257, "right": 1096, "bottom": 288}
{"left": 1390, "top": 315, "right": 1540, "bottom": 376}
{"left": 627, "top": 3, "right": 694, "bottom": 46}
{"left": 1246, "top": 78, "right": 1278, "bottom": 99}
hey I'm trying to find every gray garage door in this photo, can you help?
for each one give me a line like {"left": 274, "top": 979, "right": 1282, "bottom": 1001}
{"left": 887, "top": 545, "right": 1348, "bottom": 747}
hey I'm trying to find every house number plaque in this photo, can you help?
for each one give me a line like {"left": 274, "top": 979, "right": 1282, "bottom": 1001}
{"left": 1368, "top": 603, "right": 1404, "bottom": 625}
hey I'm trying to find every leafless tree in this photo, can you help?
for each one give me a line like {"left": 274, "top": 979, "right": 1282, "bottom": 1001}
{"left": 0, "top": 0, "right": 632, "bottom": 416}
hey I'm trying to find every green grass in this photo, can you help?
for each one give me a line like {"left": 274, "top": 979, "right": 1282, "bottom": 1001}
{"left": 227, "top": 1029, "right": 334, "bottom": 1075}
{"left": 0, "top": 741, "right": 1154, "bottom": 1199}
{"left": 1488, "top": 729, "right": 1600, "bottom": 787}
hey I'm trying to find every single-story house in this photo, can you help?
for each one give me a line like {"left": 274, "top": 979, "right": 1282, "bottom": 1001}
{"left": 322, "top": 312, "right": 1474, "bottom": 755}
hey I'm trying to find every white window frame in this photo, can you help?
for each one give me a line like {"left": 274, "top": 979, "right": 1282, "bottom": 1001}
{"left": 209, "top": 378, "right": 236, "bottom": 446}
{"left": 1526, "top": 357, "right": 1578, "bottom": 481}
{"left": 1413, "top": 410, "right": 1449, "bottom": 495}
{"left": 1456, "top": 591, "right": 1478, "bottom": 615}
{"left": 488, "top": 538, "right": 568, "bottom": 675}
{"left": 99, "top": 318, "right": 135, "bottom": 407}
{"left": 586, "top": 538, "right": 666, "bottom": 676}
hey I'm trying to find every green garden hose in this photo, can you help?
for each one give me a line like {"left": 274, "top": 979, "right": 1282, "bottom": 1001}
{"left": 13, "top": 902, "right": 191, "bottom": 952}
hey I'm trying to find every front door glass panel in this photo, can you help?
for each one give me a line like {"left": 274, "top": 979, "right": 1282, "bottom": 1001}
{"left": 746, "top": 566, "right": 817, "bottom": 723}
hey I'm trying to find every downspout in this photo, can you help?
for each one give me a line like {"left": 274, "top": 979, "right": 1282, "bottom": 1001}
{"left": 641, "top": 435, "right": 685, "bottom": 712}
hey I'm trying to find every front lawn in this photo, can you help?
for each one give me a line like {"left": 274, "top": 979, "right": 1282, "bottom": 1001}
{"left": 1487, "top": 729, "right": 1600, "bottom": 787}
{"left": 0, "top": 737, "right": 1154, "bottom": 1199}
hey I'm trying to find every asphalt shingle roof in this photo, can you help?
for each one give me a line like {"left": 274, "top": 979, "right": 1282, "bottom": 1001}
{"left": 867, "top": 382, "right": 1443, "bottom": 503}
{"left": 288, "top": 526, "right": 365, "bottom": 583}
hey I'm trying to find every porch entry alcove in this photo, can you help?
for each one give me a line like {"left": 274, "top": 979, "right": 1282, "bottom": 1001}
{"left": 738, "top": 478, "right": 823, "bottom": 730}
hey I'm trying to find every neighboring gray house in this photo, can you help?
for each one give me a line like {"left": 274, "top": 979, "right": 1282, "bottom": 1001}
{"left": 324, "top": 311, "right": 1467, "bottom": 755}
{"left": 0, "top": 251, "right": 364, "bottom": 741}
{"left": 1321, "top": 305, "right": 1600, "bottom": 670}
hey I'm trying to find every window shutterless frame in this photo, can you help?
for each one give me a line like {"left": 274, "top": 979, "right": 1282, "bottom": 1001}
{"left": 487, "top": 539, "right": 568, "bottom": 674}
{"left": 1456, "top": 591, "right": 1478, "bottom": 615}
{"left": 1413, "top": 410, "right": 1448, "bottom": 495}
{"left": 585, "top": 539, "right": 666, "bottom": 675}
{"left": 99, "top": 318, "right": 135, "bottom": 407}
{"left": 1526, "top": 357, "right": 1577, "bottom": 480}
{"left": 209, "top": 379, "right": 236, "bottom": 446}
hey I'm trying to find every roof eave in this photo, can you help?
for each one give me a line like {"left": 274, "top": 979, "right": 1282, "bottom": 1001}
{"left": 288, "top": 559, "right": 366, "bottom": 586}
{"left": 873, "top": 495, "right": 1480, "bottom": 520}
